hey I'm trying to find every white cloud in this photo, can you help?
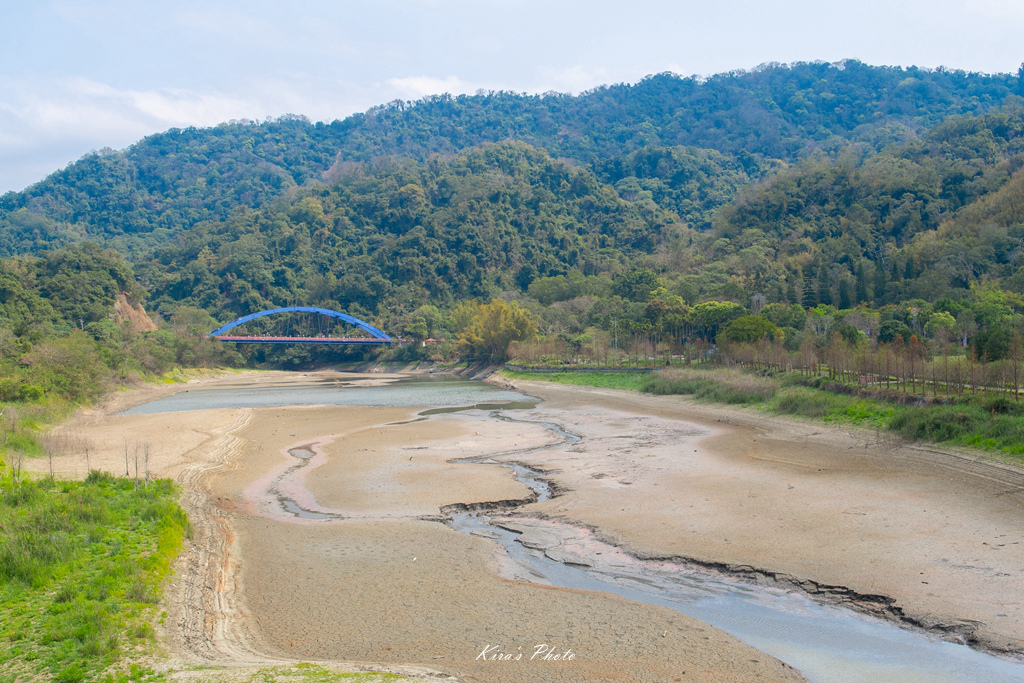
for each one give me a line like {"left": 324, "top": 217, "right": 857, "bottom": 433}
{"left": 0, "top": 77, "right": 252, "bottom": 144}
{"left": 0, "top": 76, "right": 267, "bottom": 191}
{"left": 385, "top": 75, "right": 477, "bottom": 99}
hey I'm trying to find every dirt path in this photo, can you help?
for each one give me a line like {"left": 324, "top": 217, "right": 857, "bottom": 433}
{"left": 502, "top": 379, "right": 1024, "bottom": 656}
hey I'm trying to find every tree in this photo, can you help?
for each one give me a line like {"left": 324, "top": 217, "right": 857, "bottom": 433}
{"left": 924, "top": 311, "right": 956, "bottom": 338}
{"left": 171, "top": 306, "right": 219, "bottom": 336}
{"left": 817, "top": 265, "right": 833, "bottom": 306}
{"left": 956, "top": 309, "right": 978, "bottom": 348}
{"left": 855, "top": 261, "right": 870, "bottom": 304}
{"left": 838, "top": 277, "right": 853, "bottom": 310}
{"left": 720, "top": 315, "right": 781, "bottom": 343}
{"left": 878, "top": 320, "right": 911, "bottom": 344}
{"left": 686, "top": 301, "right": 744, "bottom": 339}
{"left": 873, "top": 259, "right": 887, "bottom": 305}
{"left": 403, "top": 305, "right": 444, "bottom": 340}
{"left": 451, "top": 299, "right": 537, "bottom": 362}
{"left": 612, "top": 268, "right": 662, "bottom": 302}
{"left": 1010, "top": 333, "right": 1023, "bottom": 401}
{"left": 971, "top": 325, "right": 1013, "bottom": 361}
{"left": 761, "top": 303, "right": 807, "bottom": 329}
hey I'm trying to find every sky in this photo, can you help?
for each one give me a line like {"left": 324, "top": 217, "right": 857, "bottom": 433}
{"left": 2, "top": 0, "right": 1023, "bottom": 194}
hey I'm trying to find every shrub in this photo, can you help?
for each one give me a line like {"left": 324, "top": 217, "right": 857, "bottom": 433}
{"left": 890, "top": 406, "right": 981, "bottom": 441}
{"left": 775, "top": 390, "right": 837, "bottom": 417}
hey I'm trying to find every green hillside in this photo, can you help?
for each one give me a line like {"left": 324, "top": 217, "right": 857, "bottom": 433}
{"left": 1, "top": 61, "right": 1021, "bottom": 256}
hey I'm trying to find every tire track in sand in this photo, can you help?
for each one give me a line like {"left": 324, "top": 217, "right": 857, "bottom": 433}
{"left": 164, "top": 408, "right": 272, "bottom": 665}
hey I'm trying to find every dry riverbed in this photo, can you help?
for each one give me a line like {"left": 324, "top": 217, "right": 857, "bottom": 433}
{"left": 29, "top": 369, "right": 1024, "bottom": 680}
{"left": 502, "top": 379, "right": 1024, "bottom": 656}
{"left": 31, "top": 371, "right": 804, "bottom": 682}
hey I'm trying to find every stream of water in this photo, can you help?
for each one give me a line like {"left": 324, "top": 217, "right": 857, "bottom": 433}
{"left": 127, "top": 376, "right": 1024, "bottom": 682}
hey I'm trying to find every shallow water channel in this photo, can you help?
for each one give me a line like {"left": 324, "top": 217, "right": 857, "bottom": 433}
{"left": 129, "top": 376, "right": 1024, "bottom": 683}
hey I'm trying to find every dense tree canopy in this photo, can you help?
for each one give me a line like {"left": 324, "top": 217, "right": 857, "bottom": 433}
{"left": 2, "top": 61, "right": 1020, "bottom": 256}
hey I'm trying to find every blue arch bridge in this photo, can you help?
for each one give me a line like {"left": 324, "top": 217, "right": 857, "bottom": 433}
{"left": 209, "top": 306, "right": 394, "bottom": 345}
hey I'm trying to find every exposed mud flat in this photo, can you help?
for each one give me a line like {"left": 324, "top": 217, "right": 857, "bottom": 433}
{"left": 504, "top": 379, "right": 1024, "bottom": 657}
{"left": 29, "top": 370, "right": 1024, "bottom": 681}
{"left": 217, "top": 402, "right": 801, "bottom": 682}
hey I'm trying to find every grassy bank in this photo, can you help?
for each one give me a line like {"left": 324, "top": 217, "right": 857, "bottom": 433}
{"left": 0, "top": 471, "right": 189, "bottom": 683}
{"left": 503, "top": 369, "right": 648, "bottom": 392}
{"left": 503, "top": 367, "right": 1024, "bottom": 463}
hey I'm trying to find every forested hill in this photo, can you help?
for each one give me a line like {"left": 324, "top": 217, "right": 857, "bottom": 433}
{"left": 706, "top": 107, "right": 1024, "bottom": 303}
{"left": 1, "top": 61, "right": 1022, "bottom": 256}
{"left": 136, "top": 143, "right": 687, "bottom": 320}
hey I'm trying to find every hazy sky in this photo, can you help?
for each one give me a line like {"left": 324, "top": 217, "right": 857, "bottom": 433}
{"left": 2, "top": 0, "right": 1023, "bottom": 193}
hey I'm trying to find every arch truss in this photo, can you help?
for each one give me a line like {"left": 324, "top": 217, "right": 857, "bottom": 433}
{"left": 209, "top": 306, "right": 393, "bottom": 345}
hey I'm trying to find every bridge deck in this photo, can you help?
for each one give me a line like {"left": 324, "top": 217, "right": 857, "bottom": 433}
{"left": 214, "top": 336, "right": 392, "bottom": 345}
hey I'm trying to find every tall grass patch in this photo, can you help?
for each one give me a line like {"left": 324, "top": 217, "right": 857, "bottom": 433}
{"left": 0, "top": 471, "right": 189, "bottom": 682}
{"left": 890, "top": 404, "right": 1024, "bottom": 454}
{"left": 643, "top": 368, "right": 778, "bottom": 404}
{"left": 770, "top": 388, "right": 894, "bottom": 427}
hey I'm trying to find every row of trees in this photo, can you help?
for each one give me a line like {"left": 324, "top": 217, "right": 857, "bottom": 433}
{"left": 723, "top": 332, "right": 1024, "bottom": 401}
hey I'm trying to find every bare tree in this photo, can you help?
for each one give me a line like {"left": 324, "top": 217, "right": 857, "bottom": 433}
{"left": 1011, "top": 334, "right": 1023, "bottom": 401}
{"left": 41, "top": 429, "right": 87, "bottom": 479}
{"left": 3, "top": 407, "right": 23, "bottom": 485}
{"left": 10, "top": 449, "right": 23, "bottom": 485}
{"left": 750, "top": 292, "right": 767, "bottom": 315}
{"left": 968, "top": 350, "right": 978, "bottom": 396}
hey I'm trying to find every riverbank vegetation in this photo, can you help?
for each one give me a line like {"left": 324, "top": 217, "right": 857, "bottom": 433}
{"left": 0, "top": 471, "right": 188, "bottom": 682}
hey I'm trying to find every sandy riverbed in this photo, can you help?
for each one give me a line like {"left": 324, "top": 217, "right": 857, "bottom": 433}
{"left": 29, "top": 371, "right": 805, "bottom": 682}
{"left": 502, "top": 379, "right": 1024, "bottom": 656}
{"left": 26, "top": 369, "right": 1024, "bottom": 679}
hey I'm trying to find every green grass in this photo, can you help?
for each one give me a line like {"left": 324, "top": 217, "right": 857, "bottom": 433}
{"left": 503, "top": 366, "right": 1024, "bottom": 462}
{"left": 0, "top": 471, "right": 189, "bottom": 683}
{"left": 769, "top": 387, "right": 895, "bottom": 428}
{"left": 503, "top": 369, "right": 647, "bottom": 391}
